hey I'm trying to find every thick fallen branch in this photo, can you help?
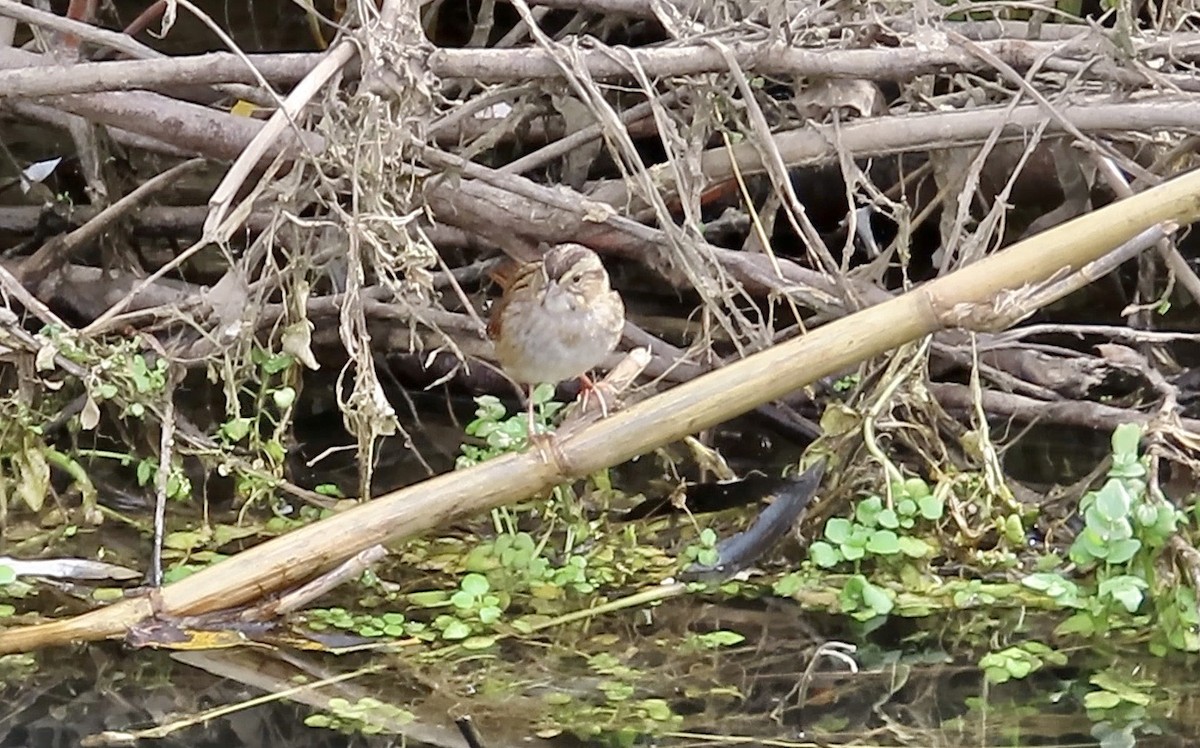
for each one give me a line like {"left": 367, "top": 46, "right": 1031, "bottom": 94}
{"left": 3, "top": 164, "right": 1200, "bottom": 653}
{"left": 589, "top": 95, "right": 1200, "bottom": 208}
{"left": 0, "top": 49, "right": 325, "bottom": 98}
{"left": 427, "top": 37, "right": 1120, "bottom": 82}
{"left": 0, "top": 47, "right": 323, "bottom": 162}
{"left": 931, "top": 383, "right": 1200, "bottom": 433}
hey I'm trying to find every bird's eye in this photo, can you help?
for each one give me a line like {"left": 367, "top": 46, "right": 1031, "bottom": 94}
{"left": 570, "top": 273, "right": 583, "bottom": 284}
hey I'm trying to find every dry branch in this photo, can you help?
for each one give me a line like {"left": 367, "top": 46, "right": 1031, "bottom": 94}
{"left": 590, "top": 96, "right": 1200, "bottom": 208}
{"left": 0, "top": 50, "right": 325, "bottom": 98}
{"left": 930, "top": 383, "right": 1200, "bottom": 434}
{"left": 427, "top": 37, "right": 1106, "bottom": 82}
{"left": 0, "top": 47, "right": 323, "bottom": 162}
{"left": 2, "top": 100, "right": 196, "bottom": 157}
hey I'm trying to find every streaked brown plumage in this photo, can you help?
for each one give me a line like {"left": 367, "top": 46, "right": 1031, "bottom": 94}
{"left": 488, "top": 244, "right": 625, "bottom": 435}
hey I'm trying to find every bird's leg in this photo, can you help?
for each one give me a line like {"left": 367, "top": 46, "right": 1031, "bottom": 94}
{"left": 524, "top": 384, "right": 560, "bottom": 461}
{"left": 525, "top": 384, "right": 539, "bottom": 439}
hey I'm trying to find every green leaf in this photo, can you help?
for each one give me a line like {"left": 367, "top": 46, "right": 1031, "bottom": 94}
{"left": 1069, "top": 527, "right": 1107, "bottom": 565}
{"left": 1055, "top": 611, "right": 1097, "bottom": 636}
{"left": 841, "top": 543, "right": 865, "bottom": 561}
{"left": 1110, "top": 423, "right": 1142, "bottom": 459}
{"left": 220, "top": 417, "right": 253, "bottom": 443}
{"left": 897, "top": 536, "right": 931, "bottom": 558}
{"left": 642, "top": 699, "right": 674, "bottom": 721}
{"left": 1099, "top": 575, "right": 1147, "bottom": 613}
{"left": 1084, "top": 690, "right": 1123, "bottom": 710}
{"left": 917, "top": 494, "right": 943, "bottom": 520}
{"left": 809, "top": 541, "right": 841, "bottom": 568}
{"left": 824, "top": 518, "right": 852, "bottom": 544}
{"left": 1151, "top": 504, "right": 1182, "bottom": 536}
{"left": 1105, "top": 537, "right": 1142, "bottom": 565}
{"left": 1107, "top": 587, "right": 1144, "bottom": 613}
{"left": 848, "top": 525, "right": 871, "bottom": 545}
{"left": 855, "top": 495, "right": 883, "bottom": 526}
{"left": 271, "top": 386, "right": 297, "bottom": 410}
{"left": 877, "top": 509, "right": 899, "bottom": 529}
{"left": 261, "top": 352, "right": 294, "bottom": 375}
{"left": 1094, "top": 480, "right": 1132, "bottom": 521}
{"left": 460, "top": 573, "right": 490, "bottom": 597}
{"left": 904, "top": 477, "right": 931, "bottom": 498}
{"left": 865, "top": 530, "right": 900, "bottom": 555}
{"left": 773, "top": 572, "right": 804, "bottom": 596}
{"left": 1022, "top": 572, "right": 1078, "bottom": 602}
{"left": 478, "top": 605, "right": 503, "bottom": 624}
{"left": 478, "top": 396, "right": 506, "bottom": 419}
{"left": 407, "top": 590, "right": 449, "bottom": 607}
{"left": 1002, "top": 514, "right": 1024, "bottom": 544}
{"left": 983, "top": 665, "right": 1013, "bottom": 684}
{"left": 136, "top": 459, "right": 155, "bottom": 486}
{"left": 859, "top": 580, "right": 894, "bottom": 616}
{"left": 697, "top": 630, "right": 745, "bottom": 648}
{"left": 531, "top": 382, "right": 557, "bottom": 405}
{"left": 1006, "top": 657, "right": 1034, "bottom": 679}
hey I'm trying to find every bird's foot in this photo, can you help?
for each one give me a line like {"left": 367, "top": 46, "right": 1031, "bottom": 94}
{"left": 527, "top": 429, "right": 568, "bottom": 466}
{"left": 577, "top": 373, "right": 618, "bottom": 418}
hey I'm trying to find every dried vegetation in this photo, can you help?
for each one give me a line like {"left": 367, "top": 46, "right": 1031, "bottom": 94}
{"left": 2, "top": 0, "right": 1200, "bottom": 646}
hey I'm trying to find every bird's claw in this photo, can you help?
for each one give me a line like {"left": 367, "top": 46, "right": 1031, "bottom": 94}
{"left": 527, "top": 430, "right": 569, "bottom": 469}
{"left": 578, "top": 375, "right": 618, "bottom": 418}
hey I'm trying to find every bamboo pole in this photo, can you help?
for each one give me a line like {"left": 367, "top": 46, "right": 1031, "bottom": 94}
{"left": 3, "top": 165, "right": 1200, "bottom": 653}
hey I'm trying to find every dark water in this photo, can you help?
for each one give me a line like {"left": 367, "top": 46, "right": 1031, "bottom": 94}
{"left": 3, "top": 603, "right": 1199, "bottom": 748}
{"left": 0, "top": 646, "right": 378, "bottom": 748}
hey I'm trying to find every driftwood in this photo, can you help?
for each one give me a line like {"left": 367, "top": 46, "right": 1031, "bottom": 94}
{"left": 1, "top": 166, "right": 1199, "bottom": 653}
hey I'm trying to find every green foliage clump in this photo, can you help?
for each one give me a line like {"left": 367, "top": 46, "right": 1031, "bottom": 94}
{"left": 788, "top": 477, "right": 945, "bottom": 619}
{"left": 304, "top": 697, "right": 414, "bottom": 736}
{"left": 306, "top": 607, "right": 416, "bottom": 639}
{"left": 980, "top": 641, "right": 1067, "bottom": 684}
{"left": 457, "top": 385, "right": 562, "bottom": 467}
{"left": 407, "top": 531, "right": 622, "bottom": 646}
{"left": 680, "top": 527, "right": 720, "bottom": 569}
{"left": 1069, "top": 424, "right": 1178, "bottom": 568}
{"left": 1023, "top": 424, "right": 1198, "bottom": 656}
{"left": 538, "top": 652, "right": 683, "bottom": 746}
{"left": 808, "top": 477, "right": 944, "bottom": 569}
